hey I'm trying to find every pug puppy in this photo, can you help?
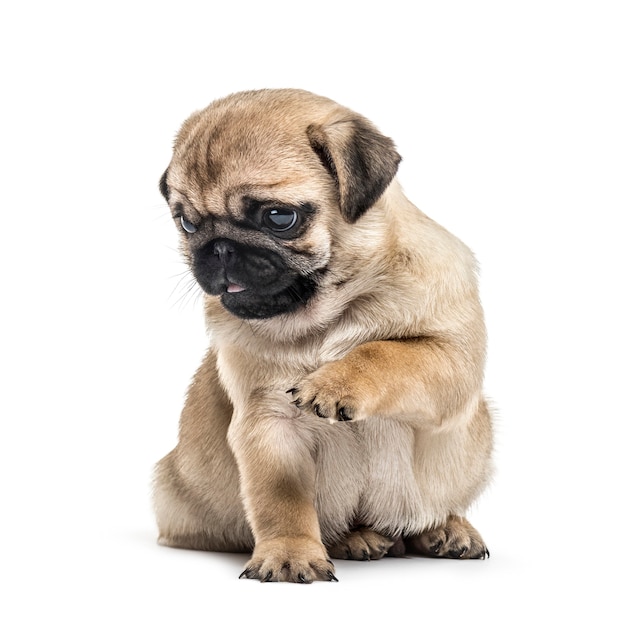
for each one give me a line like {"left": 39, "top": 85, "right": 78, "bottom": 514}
{"left": 153, "top": 89, "right": 493, "bottom": 583}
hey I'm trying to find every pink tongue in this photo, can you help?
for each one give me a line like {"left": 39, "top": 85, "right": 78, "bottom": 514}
{"left": 227, "top": 283, "right": 246, "bottom": 293}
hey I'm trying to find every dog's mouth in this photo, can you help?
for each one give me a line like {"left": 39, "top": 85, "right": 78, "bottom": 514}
{"left": 219, "top": 275, "right": 318, "bottom": 320}
{"left": 191, "top": 238, "right": 320, "bottom": 320}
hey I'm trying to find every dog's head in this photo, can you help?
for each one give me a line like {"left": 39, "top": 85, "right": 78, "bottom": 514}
{"left": 159, "top": 89, "right": 401, "bottom": 320}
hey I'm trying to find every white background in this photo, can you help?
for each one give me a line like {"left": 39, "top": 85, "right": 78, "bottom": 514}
{"left": 1, "top": 1, "right": 624, "bottom": 617}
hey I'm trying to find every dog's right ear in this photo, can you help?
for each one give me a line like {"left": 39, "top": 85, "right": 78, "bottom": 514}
{"left": 307, "top": 115, "right": 401, "bottom": 223}
{"left": 159, "top": 168, "right": 170, "bottom": 201}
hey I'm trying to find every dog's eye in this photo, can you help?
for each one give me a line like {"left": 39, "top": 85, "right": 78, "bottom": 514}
{"left": 180, "top": 215, "right": 197, "bottom": 234}
{"left": 262, "top": 208, "right": 298, "bottom": 232}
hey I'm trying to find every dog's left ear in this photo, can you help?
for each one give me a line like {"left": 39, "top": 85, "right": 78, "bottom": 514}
{"left": 159, "top": 168, "right": 170, "bottom": 201}
{"left": 307, "top": 116, "right": 401, "bottom": 223}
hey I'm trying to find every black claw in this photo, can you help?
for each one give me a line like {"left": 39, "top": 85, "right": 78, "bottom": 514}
{"left": 261, "top": 570, "right": 274, "bottom": 582}
{"left": 484, "top": 548, "right": 490, "bottom": 559}
{"left": 292, "top": 398, "right": 302, "bottom": 408}
{"left": 361, "top": 550, "right": 371, "bottom": 561}
{"left": 430, "top": 540, "right": 443, "bottom": 554}
{"left": 314, "top": 404, "right": 324, "bottom": 418}
{"left": 327, "top": 571, "right": 339, "bottom": 582}
{"left": 286, "top": 387, "right": 298, "bottom": 394}
{"left": 239, "top": 568, "right": 251, "bottom": 580}
{"left": 337, "top": 407, "right": 353, "bottom": 421}
{"left": 297, "top": 572, "right": 311, "bottom": 584}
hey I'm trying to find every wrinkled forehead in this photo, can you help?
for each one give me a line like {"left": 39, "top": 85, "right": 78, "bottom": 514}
{"left": 167, "top": 108, "right": 329, "bottom": 212}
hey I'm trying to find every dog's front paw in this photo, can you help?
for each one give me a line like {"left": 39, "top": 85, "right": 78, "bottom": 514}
{"left": 239, "top": 538, "right": 338, "bottom": 583}
{"left": 289, "top": 361, "right": 374, "bottom": 422}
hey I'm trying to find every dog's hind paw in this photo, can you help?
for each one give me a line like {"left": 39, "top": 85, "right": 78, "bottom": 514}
{"left": 327, "top": 528, "right": 398, "bottom": 560}
{"left": 407, "top": 515, "right": 489, "bottom": 560}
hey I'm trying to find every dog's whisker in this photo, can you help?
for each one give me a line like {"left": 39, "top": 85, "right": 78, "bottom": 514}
{"left": 168, "top": 270, "right": 203, "bottom": 311}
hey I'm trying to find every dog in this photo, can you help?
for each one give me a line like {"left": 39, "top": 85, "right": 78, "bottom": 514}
{"left": 153, "top": 89, "right": 493, "bottom": 583}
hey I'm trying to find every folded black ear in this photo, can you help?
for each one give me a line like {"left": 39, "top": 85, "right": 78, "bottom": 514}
{"left": 159, "top": 168, "right": 170, "bottom": 201}
{"left": 307, "top": 116, "right": 401, "bottom": 223}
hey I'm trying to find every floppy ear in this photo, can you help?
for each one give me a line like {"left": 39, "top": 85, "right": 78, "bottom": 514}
{"left": 159, "top": 168, "right": 170, "bottom": 201}
{"left": 307, "top": 116, "right": 401, "bottom": 223}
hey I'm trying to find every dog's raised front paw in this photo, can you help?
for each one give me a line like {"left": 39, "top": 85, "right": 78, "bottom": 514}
{"left": 289, "top": 361, "right": 374, "bottom": 422}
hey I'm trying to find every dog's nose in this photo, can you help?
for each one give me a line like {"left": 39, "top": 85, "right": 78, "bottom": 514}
{"left": 212, "top": 239, "right": 236, "bottom": 265}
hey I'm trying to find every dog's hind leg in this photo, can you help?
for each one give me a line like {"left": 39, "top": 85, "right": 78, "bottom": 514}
{"left": 153, "top": 349, "right": 253, "bottom": 553}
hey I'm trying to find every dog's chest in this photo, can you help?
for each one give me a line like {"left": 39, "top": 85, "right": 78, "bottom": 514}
{"left": 314, "top": 417, "right": 434, "bottom": 537}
